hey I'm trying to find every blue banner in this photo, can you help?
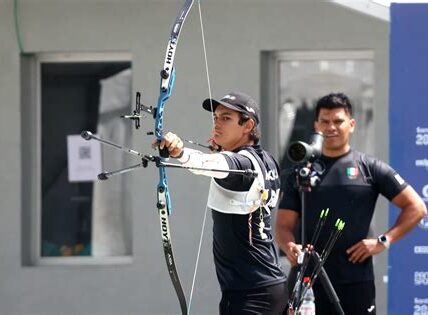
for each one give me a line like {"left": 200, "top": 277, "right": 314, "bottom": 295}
{"left": 389, "top": 4, "right": 428, "bottom": 315}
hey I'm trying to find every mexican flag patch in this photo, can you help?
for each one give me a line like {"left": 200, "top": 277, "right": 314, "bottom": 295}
{"left": 346, "top": 166, "right": 359, "bottom": 179}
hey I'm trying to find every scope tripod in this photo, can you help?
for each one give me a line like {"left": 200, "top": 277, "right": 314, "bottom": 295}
{"left": 287, "top": 162, "right": 345, "bottom": 315}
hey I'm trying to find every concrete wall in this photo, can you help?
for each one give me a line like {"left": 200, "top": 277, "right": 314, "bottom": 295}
{"left": 0, "top": 0, "right": 389, "bottom": 314}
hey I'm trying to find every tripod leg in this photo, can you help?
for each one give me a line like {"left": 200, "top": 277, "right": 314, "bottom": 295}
{"left": 311, "top": 251, "right": 345, "bottom": 315}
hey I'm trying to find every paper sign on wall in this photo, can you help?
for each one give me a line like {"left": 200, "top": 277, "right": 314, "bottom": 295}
{"left": 67, "top": 134, "right": 102, "bottom": 182}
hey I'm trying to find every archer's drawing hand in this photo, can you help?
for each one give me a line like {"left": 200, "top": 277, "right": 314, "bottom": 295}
{"left": 156, "top": 132, "right": 184, "bottom": 158}
{"left": 207, "top": 136, "right": 221, "bottom": 152}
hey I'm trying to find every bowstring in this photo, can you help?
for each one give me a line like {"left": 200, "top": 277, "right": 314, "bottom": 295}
{"left": 188, "top": 1, "right": 215, "bottom": 313}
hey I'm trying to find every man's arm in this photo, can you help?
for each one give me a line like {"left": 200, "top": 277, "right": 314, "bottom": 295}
{"left": 275, "top": 209, "right": 301, "bottom": 266}
{"left": 384, "top": 185, "right": 427, "bottom": 243}
{"left": 158, "top": 132, "right": 231, "bottom": 178}
{"left": 347, "top": 185, "right": 427, "bottom": 263}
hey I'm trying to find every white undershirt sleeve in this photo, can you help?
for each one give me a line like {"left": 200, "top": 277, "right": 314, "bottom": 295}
{"left": 176, "top": 148, "right": 230, "bottom": 179}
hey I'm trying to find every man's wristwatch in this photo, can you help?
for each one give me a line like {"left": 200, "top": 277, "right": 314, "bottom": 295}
{"left": 377, "top": 234, "right": 390, "bottom": 249}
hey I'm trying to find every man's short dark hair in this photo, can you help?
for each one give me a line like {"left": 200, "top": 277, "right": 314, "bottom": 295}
{"left": 315, "top": 93, "right": 353, "bottom": 120}
{"left": 238, "top": 112, "right": 261, "bottom": 144}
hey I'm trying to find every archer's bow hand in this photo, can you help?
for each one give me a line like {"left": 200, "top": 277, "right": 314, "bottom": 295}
{"left": 157, "top": 132, "right": 185, "bottom": 158}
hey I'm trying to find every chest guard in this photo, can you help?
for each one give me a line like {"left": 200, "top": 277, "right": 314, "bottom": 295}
{"left": 207, "top": 149, "right": 269, "bottom": 215}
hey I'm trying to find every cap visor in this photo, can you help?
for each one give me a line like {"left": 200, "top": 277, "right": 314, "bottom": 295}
{"left": 202, "top": 98, "right": 243, "bottom": 114}
{"left": 202, "top": 98, "right": 219, "bottom": 112}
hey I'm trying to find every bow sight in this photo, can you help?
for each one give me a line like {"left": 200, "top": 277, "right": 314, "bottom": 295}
{"left": 120, "top": 92, "right": 154, "bottom": 130}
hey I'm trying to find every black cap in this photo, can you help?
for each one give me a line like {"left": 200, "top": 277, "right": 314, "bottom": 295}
{"left": 202, "top": 92, "right": 260, "bottom": 124}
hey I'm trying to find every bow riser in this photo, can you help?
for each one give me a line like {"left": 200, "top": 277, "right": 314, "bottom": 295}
{"left": 157, "top": 168, "right": 172, "bottom": 216}
{"left": 155, "top": 69, "right": 176, "bottom": 141}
